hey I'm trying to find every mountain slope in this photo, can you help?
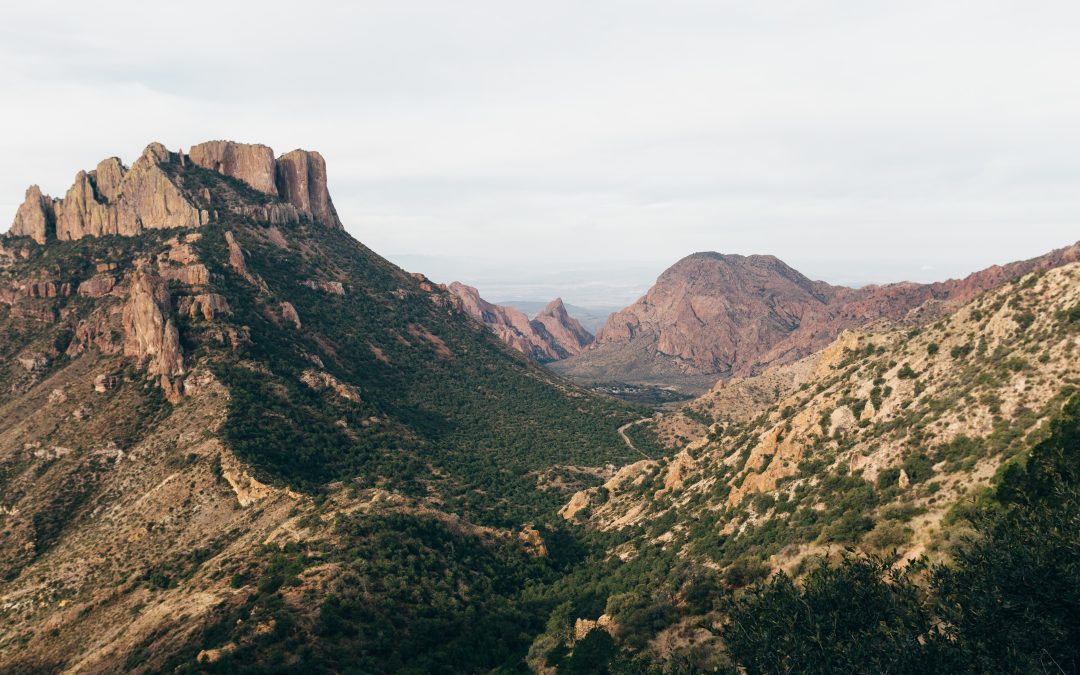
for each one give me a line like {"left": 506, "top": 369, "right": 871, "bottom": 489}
{"left": 553, "top": 244, "right": 1080, "bottom": 394}
{"left": 0, "top": 141, "right": 638, "bottom": 672}
{"left": 535, "top": 261, "right": 1080, "bottom": 669}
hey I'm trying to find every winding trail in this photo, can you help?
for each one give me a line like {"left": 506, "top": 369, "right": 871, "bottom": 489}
{"left": 618, "top": 417, "right": 655, "bottom": 460}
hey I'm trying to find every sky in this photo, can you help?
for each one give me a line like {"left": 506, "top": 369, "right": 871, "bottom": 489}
{"left": 2, "top": 1, "right": 1078, "bottom": 307}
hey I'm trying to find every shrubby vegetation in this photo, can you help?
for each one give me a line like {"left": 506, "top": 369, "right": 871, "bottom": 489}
{"left": 721, "top": 392, "right": 1080, "bottom": 674}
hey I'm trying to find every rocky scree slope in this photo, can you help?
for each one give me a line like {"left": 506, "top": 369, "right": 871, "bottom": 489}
{"left": 553, "top": 245, "right": 1080, "bottom": 394}
{"left": 0, "top": 141, "right": 639, "bottom": 673}
{"left": 448, "top": 282, "right": 594, "bottom": 361}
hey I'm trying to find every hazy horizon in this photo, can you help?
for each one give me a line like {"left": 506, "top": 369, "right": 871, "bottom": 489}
{"left": 3, "top": 1, "right": 1079, "bottom": 307}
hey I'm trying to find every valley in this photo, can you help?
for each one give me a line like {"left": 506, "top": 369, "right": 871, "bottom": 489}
{"left": 0, "top": 140, "right": 1077, "bottom": 674}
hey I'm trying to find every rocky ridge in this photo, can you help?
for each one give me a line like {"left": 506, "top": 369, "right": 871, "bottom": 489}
{"left": 8, "top": 141, "right": 342, "bottom": 247}
{"left": 448, "top": 282, "right": 594, "bottom": 361}
{"left": 0, "top": 139, "right": 637, "bottom": 673}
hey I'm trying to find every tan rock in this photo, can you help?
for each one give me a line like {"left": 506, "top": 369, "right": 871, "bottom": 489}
{"left": 300, "top": 370, "right": 361, "bottom": 402}
{"left": 188, "top": 141, "right": 278, "bottom": 195}
{"left": 301, "top": 280, "right": 345, "bottom": 295}
{"left": 159, "top": 264, "right": 210, "bottom": 287}
{"left": 77, "top": 274, "right": 117, "bottom": 298}
{"left": 177, "top": 294, "right": 231, "bottom": 321}
{"left": 280, "top": 301, "right": 301, "bottom": 329}
{"left": 122, "top": 266, "right": 184, "bottom": 402}
{"left": 10, "top": 185, "right": 55, "bottom": 244}
{"left": 52, "top": 143, "right": 203, "bottom": 241}
{"left": 518, "top": 525, "right": 548, "bottom": 557}
{"left": 275, "top": 149, "right": 343, "bottom": 228}
{"left": 560, "top": 490, "right": 592, "bottom": 521}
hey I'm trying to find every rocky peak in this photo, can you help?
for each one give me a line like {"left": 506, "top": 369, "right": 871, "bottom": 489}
{"left": 533, "top": 297, "right": 594, "bottom": 356}
{"left": 7, "top": 140, "right": 345, "bottom": 244}
{"left": 558, "top": 241, "right": 1080, "bottom": 393}
{"left": 10, "top": 185, "right": 55, "bottom": 244}
{"left": 447, "top": 283, "right": 594, "bottom": 361}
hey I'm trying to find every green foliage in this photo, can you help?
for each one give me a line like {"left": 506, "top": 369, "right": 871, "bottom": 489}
{"left": 934, "top": 392, "right": 1080, "bottom": 673}
{"left": 721, "top": 393, "right": 1080, "bottom": 675}
{"left": 950, "top": 343, "right": 973, "bottom": 359}
{"left": 722, "top": 555, "right": 954, "bottom": 674}
{"left": 194, "top": 513, "right": 565, "bottom": 674}
{"left": 560, "top": 629, "right": 618, "bottom": 674}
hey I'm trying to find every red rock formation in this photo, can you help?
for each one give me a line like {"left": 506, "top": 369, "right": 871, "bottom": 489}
{"left": 533, "top": 298, "right": 594, "bottom": 357}
{"left": 571, "top": 241, "right": 1080, "bottom": 385}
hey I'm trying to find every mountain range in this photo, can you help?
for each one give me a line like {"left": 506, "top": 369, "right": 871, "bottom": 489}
{"left": 551, "top": 244, "right": 1080, "bottom": 394}
{"left": 2, "top": 139, "right": 1078, "bottom": 673}
{"left": 0, "top": 141, "right": 637, "bottom": 672}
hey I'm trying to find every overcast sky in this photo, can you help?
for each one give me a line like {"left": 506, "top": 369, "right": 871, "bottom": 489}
{"left": 2, "top": 1, "right": 1078, "bottom": 306}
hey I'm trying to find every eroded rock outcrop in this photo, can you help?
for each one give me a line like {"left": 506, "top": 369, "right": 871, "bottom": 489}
{"left": 177, "top": 294, "right": 231, "bottom": 321}
{"left": 275, "top": 149, "right": 342, "bottom": 229}
{"left": 7, "top": 139, "right": 350, "bottom": 245}
{"left": 188, "top": 141, "right": 278, "bottom": 195}
{"left": 122, "top": 266, "right": 185, "bottom": 402}
{"left": 532, "top": 298, "right": 594, "bottom": 357}
{"left": 9, "top": 144, "right": 207, "bottom": 243}
{"left": 10, "top": 186, "right": 55, "bottom": 244}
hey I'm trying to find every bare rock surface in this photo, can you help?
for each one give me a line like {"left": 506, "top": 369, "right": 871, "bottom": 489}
{"left": 122, "top": 266, "right": 185, "bottom": 401}
{"left": 448, "top": 283, "right": 594, "bottom": 361}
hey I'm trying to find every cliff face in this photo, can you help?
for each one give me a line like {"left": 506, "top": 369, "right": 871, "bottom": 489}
{"left": 447, "top": 283, "right": 594, "bottom": 361}
{"left": 7, "top": 141, "right": 343, "bottom": 247}
{"left": 555, "top": 242, "right": 1080, "bottom": 392}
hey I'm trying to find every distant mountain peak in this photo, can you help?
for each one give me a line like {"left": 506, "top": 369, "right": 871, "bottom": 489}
{"left": 553, "top": 241, "right": 1080, "bottom": 394}
{"left": 447, "top": 283, "right": 593, "bottom": 361}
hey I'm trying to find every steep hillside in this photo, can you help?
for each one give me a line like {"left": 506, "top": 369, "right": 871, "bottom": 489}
{"left": 535, "top": 261, "right": 1080, "bottom": 670}
{"left": 0, "top": 141, "right": 638, "bottom": 673}
{"left": 553, "top": 244, "right": 1080, "bottom": 394}
{"left": 448, "top": 282, "right": 593, "bottom": 361}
